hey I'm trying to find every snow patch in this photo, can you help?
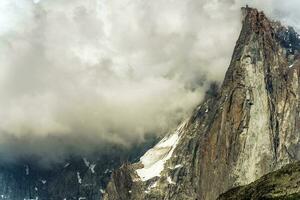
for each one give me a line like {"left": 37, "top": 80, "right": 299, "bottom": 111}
{"left": 100, "top": 189, "right": 105, "bottom": 194}
{"left": 144, "top": 181, "right": 158, "bottom": 193}
{"left": 90, "top": 164, "right": 96, "bottom": 173}
{"left": 136, "top": 121, "right": 186, "bottom": 181}
{"left": 77, "top": 172, "right": 82, "bottom": 184}
{"left": 25, "top": 166, "right": 29, "bottom": 175}
{"left": 83, "top": 158, "right": 96, "bottom": 173}
{"left": 174, "top": 164, "right": 182, "bottom": 169}
{"left": 83, "top": 158, "right": 90, "bottom": 167}
{"left": 169, "top": 164, "right": 183, "bottom": 170}
{"left": 64, "top": 163, "right": 70, "bottom": 168}
{"left": 167, "top": 176, "right": 176, "bottom": 184}
{"left": 0, "top": 195, "right": 8, "bottom": 199}
{"left": 24, "top": 198, "right": 38, "bottom": 200}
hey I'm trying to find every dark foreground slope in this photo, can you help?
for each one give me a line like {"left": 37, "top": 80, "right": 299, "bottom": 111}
{"left": 218, "top": 162, "right": 300, "bottom": 200}
{"left": 104, "top": 7, "right": 300, "bottom": 200}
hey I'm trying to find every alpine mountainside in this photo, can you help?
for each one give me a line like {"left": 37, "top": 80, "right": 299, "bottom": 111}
{"left": 217, "top": 162, "right": 300, "bottom": 200}
{"left": 104, "top": 7, "right": 300, "bottom": 200}
{"left": 0, "top": 138, "right": 156, "bottom": 200}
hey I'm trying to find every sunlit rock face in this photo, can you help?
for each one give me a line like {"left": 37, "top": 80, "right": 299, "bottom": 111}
{"left": 104, "top": 7, "right": 300, "bottom": 200}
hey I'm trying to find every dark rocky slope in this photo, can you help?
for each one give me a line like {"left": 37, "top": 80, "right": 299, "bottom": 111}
{"left": 0, "top": 138, "right": 156, "bottom": 200}
{"left": 217, "top": 162, "right": 300, "bottom": 200}
{"left": 104, "top": 7, "right": 300, "bottom": 200}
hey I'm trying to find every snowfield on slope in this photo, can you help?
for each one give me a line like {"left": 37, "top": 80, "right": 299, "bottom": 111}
{"left": 136, "top": 121, "right": 186, "bottom": 181}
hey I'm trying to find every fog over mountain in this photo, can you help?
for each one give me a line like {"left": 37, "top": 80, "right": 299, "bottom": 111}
{"left": 0, "top": 0, "right": 299, "bottom": 164}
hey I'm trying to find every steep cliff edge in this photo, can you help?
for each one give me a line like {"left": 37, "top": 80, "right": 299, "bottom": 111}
{"left": 217, "top": 162, "right": 300, "bottom": 200}
{"left": 104, "top": 7, "right": 300, "bottom": 200}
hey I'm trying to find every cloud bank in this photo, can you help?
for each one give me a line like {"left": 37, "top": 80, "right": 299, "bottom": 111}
{"left": 0, "top": 0, "right": 299, "bottom": 164}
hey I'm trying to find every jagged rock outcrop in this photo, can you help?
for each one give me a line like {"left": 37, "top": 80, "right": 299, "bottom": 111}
{"left": 217, "top": 162, "right": 300, "bottom": 200}
{"left": 104, "top": 7, "right": 300, "bottom": 200}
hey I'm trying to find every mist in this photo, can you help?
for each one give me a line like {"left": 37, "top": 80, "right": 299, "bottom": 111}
{"left": 0, "top": 0, "right": 299, "bottom": 164}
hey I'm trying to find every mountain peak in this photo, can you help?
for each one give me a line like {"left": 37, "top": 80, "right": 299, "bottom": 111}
{"left": 241, "top": 6, "right": 270, "bottom": 30}
{"left": 240, "top": 6, "right": 300, "bottom": 56}
{"left": 104, "top": 7, "right": 300, "bottom": 200}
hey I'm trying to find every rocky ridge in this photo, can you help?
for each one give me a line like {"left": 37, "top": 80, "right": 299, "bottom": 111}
{"left": 217, "top": 162, "right": 300, "bottom": 200}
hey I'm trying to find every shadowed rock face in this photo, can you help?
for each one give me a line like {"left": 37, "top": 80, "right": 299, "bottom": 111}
{"left": 104, "top": 7, "right": 300, "bottom": 200}
{"left": 217, "top": 162, "right": 300, "bottom": 200}
{"left": 0, "top": 156, "right": 121, "bottom": 200}
{"left": 0, "top": 138, "right": 156, "bottom": 200}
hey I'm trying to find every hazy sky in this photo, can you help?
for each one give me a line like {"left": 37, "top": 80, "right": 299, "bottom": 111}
{"left": 0, "top": 0, "right": 299, "bottom": 164}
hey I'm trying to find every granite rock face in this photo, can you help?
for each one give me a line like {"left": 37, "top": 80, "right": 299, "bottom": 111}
{"left": 217, "top": 162, "right": 300, "bottom": 200}
{"left": 104, "top": 7, "right": 300, "bottom": 200}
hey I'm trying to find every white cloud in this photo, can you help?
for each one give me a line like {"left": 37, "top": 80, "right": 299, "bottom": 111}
{"left": 0, "top": 0, "right": 298, "bottom": 163}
